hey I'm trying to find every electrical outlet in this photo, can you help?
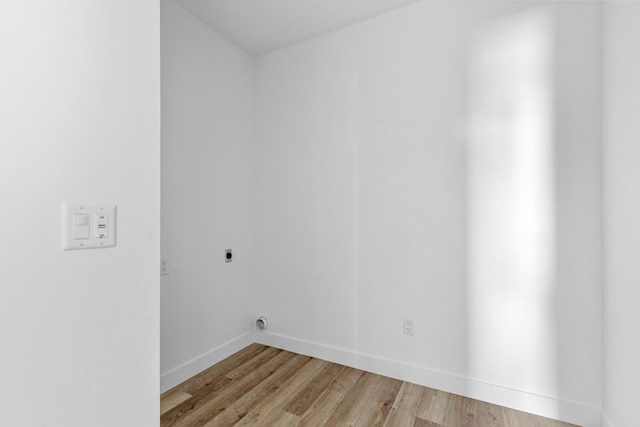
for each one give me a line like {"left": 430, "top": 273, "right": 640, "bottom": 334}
{"left": 160, "top": 257, "right": 169, "bottom": 276}
{"left": 403, "top": 317, "right": 414, "bottom": 336}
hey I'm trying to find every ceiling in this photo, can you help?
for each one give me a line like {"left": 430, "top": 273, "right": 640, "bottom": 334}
{"left": 174, "top": 0, "right": 422, "bottom": 56}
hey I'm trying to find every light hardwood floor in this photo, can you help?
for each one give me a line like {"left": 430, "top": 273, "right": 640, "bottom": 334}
{"left": 160, "top": 344, "right": 578, "bottom": 427}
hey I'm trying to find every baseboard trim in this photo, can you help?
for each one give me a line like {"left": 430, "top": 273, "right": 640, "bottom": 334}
{"left": 601, "top": 412, "right": 615, "bottom": 427}
{"left": 254, "top": 330, "right": 601, "bottom": 427}
{"left": 160, "top": 331, "right": 253, "bottom": 393}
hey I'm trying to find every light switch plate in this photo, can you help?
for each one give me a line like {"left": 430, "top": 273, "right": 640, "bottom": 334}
{"left": 63, "top": 203, "right": 116, "bottom": 250}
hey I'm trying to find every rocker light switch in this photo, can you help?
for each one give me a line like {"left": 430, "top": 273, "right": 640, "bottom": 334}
{"left": 74, "top": 214, "right": 90, "bottom": 240}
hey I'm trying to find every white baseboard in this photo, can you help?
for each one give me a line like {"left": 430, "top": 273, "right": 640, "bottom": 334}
{"left": 601, "top": 412, "right": 615, "bottom": 427}
{"left": 160, "top": 331, "right": 253, "bottom": 393}
{"left": 254, "top": 330, "right": 602, "bottom": 427}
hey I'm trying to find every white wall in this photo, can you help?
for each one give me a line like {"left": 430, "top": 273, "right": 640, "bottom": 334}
{"left": 252, "top": 25, "right": 360, "bottom": 353}
{"left": 160, "top": 0, "right": 255, "bottom": 390}
{"left": 253, "top": 1, "right": 601, "bottom": 425}
{"left": 602, "top": 3, "right": 640, "bottom": 427}
{"left": 0, "top": 1, "right": 160, "bottom": 426}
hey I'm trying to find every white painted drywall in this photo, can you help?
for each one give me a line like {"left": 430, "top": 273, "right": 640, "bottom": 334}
{"left": 253, "top": 0, "right": 601, "bottom": 422}
{"left": 161, "top": 0, "right": 255, "bottom": 388}
{"left": 602, "top": 3, "right": 640, "bottom": 427}
{"left": 252, "top": 25, "right": 360, "bottom": 352}
{"left": 0, "top": 1, "right": 160, "bottom": 426}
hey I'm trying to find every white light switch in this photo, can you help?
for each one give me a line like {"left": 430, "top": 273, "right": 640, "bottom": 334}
{"left": 74, "top": 214, "right": 90, "bottom": 239}
{"left": 63, "top": 203, "right": 116, "bottom": 250}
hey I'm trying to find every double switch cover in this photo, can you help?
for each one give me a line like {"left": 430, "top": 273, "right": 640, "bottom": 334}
{"left": 63, "top": 203, "right": 116, "bottom": 250}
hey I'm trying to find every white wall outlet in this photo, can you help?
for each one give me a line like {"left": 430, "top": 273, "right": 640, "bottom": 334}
{"left": 403, "top": 317, "right": 414, "bottom": 336}
{"left": 160, "top": 257, "right": 169, "bottom": 276}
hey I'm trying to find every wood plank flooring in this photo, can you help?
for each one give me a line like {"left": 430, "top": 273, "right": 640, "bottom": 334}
{"left": 160, "top": 344, "right": 578, "bottom": 427}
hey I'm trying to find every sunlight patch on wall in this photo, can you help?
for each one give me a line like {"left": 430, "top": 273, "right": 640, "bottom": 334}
{"left": 466, "top": 7, "right": 558, "bottom": 412}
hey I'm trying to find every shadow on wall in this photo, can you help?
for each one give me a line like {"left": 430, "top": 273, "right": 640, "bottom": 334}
{"left": 466, "top": 6, "right": 559, "bottom": 417}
